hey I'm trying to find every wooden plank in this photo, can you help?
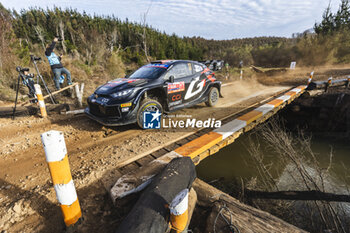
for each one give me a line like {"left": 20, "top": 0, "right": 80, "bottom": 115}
{"left": 176, "top": 138, "right": 191, "bottom": 146}
{"left": 119, "top": 162, "right": 140, "bottom": 175}
{"left": 151, "top": 148, "right": 168, "bottom": 158}
{"left": 135, "top": 154, "right": 155, "bottom": 167}
{"left": 164, "top": 143, "right": 180, "bottom": 152}
{"left": 237, "top": 110, "right": 263, "bottom": 124}
{"left": 115, "top": 131, "right": 196, "bottom": 168}
{"left": 266, "top": 98, "right": 284, "bottom": 107}
{"left": 42, "top": 83, "right": 79, "bottom": 99}
{"left": 187, "top": 134, "right": 199, "bottom": 141}
{"left": 174, "top": 132, "right": 223, "bottom": 159}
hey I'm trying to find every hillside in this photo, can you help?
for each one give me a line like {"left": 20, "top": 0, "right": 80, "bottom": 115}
{"left": 1, "top": 1, "right": 350, "bottom": 102}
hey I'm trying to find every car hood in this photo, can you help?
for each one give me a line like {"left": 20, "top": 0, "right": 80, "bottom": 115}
{"left": 95, "top": 78, "right": 148, "bottom": 95}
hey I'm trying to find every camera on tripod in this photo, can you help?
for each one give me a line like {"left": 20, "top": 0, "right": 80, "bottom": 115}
{"left": 30, "top": 55, "right": 41, "bottom": 61}
{"left": 16, "top": 66, "right": 29, "bottom": 73}
{"left": 55, "top": 35, "right": 63, "bottom": 42}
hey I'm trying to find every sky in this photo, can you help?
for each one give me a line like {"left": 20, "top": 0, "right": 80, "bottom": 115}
{"left": 0, "top": 0, "right": 342, "bottom": 39}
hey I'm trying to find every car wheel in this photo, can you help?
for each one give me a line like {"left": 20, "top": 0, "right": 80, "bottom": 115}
{"left": 205, "top": 87, "right": 219, "bottom": 107}
{"left": 137, "top": 98, "right": 163, "bottom": 129}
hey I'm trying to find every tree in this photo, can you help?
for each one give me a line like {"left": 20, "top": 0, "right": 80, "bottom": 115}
{"left": 314, "top": 4, "right": 335, "bottom": 35}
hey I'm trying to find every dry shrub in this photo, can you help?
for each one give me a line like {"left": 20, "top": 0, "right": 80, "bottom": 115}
{"left": 106, "top": 52, "right": 126, "bottom": 79}
{"left": 245, "top": 117, "right": 350, "bottom": 233}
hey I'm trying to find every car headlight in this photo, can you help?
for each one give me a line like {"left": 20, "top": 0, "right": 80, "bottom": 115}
{"left": 111, "top": 89, "right": 134, "bottom": 98}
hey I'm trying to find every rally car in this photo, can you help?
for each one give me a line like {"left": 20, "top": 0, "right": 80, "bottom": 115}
{"left": 85, "top": 60, "right": 222, "bottom": 128}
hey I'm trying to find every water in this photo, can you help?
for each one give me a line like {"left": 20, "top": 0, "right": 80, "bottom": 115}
{"left": 196, "top": 132, "right": 350, "bottom": 186}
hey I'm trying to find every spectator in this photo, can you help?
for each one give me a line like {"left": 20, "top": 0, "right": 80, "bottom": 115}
{"left": 45, "top": 37, "right": 72, "bottom": 90}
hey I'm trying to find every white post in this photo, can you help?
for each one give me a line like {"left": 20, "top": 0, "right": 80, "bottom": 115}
{"left": 170, "top": 189, "right": 189, "bottom": 232}
{"left": 41, "top": 130, "right": 82, "bottom": 227}
{"left": 74, "top": 83, "right": 84, "bottom": 107}
{"left": 307, "top": 71, "right": 314, "bottom": 86}
{"left": 34, "top": 84, "right": 47, "bottom": 118}
{"left": 290, "top": 61, "right": 296, "bottom": 69}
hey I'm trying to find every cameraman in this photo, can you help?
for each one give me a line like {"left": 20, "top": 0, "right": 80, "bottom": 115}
{"left": 45, "top": 37, "right": 72, "bottom": 90}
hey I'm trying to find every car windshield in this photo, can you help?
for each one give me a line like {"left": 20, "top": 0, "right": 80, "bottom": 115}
{"left": 129, "top": 64, "right": 168, "bottom": 79}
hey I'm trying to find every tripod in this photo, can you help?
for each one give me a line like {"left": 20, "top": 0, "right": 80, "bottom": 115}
{"left": 30, "top": 55, "right": 56, "bottom": 104}
{"left": 12, "top": 67, "right": 33, "bottom": 119}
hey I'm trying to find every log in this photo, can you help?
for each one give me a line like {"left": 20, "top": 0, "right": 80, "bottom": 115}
{"left": 307, "top": 79, "right": 347, "bottom": 90}
{"left": 110, "top": 151, "right": 182, "bottom": 203}
{"left": 0, "top": 104, "right": 70, "bottom": 117}
{"left": 64, "top": 109, "right": 85, "bottom": 115}
{"left": 42, "top": 82, "right": 78, "bottom": 100}
{"left": 251, "top": 65, "right": 264, "bottom": 73}
{"left": 192, "top": 179, "right": 306, "bottom": 233}
{"left": 115, "top": 157, "right": 196, "bottom": 233}
{"left": 245, "top": 190, "right": 350, "bottom": 202}
{"left": 0, "top": 106, "right": 38, "bottom": 117}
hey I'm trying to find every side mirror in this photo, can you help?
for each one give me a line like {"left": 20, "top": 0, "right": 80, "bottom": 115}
{"left": 169, "top": 75, "right": 175, "bottom": 83}
{"left": 125, "top": 74, "right": 130, "bottom": 78}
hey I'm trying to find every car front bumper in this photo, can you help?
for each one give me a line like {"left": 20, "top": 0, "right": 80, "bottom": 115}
{"left": 84, "top": 99, "right": 139, "bottom": 126}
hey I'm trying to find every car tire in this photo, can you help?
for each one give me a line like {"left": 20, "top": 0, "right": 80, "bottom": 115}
{"left": 137, "top": 98, "right": 163, "bottom": 129}
{"left": 205, "top": 87, "right": 219, "bottom": 107}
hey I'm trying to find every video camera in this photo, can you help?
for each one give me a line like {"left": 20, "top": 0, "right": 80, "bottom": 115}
{"left": 55, "top": 35, "right": 63, "bottom": 42}
{"left": 30, "top": 55, "right": 41, "bottom": 61}
{"left": 16, "top": 66, "right": 29, "bottom": 73}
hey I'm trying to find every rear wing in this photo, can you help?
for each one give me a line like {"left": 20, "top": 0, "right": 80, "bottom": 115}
{"left": 198, "top": 60, "right": 224, "bottom": 71}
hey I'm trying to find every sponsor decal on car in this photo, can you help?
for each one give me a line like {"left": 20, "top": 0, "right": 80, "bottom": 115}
{"left": 145, "top": 64, "right": 169, "bottom": 69}
{"left": 169, "top": 100, "right": 182, "bottom": 107}
{"left": 120, "top": 102, "right": 132, "bottom": 107}
{"left": 167, "top": 82, "right": 185, "bottom": 94}
{"left": 184, "top": 77, "right": 205, "bottom": 100}
{"left": 171, "top": 94, "right": 182, "bottom": 101}
{"left": 207, "top": 74, "right": 216, "bottom": 82}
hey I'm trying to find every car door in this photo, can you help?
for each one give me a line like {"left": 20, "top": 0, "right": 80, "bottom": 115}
{"left": 163, "top": 62, "right": 194, "bottom": 110}
{"left": 183, "top": 62, "right": 207, "bottom": 104}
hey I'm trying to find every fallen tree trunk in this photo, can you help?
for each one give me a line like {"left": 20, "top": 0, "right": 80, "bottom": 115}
{"left": 193, "top": 179, "right": 306, "bottom": 233}
{"left": 245, "top": 190, "right": 350, "bottom": 202}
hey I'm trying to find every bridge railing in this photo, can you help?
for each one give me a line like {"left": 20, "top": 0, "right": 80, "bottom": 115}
{"left": 307, "top": 76, "right": 350, "bottom": 91}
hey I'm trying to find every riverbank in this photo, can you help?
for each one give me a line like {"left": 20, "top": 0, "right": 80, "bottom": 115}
{"left": 197, "top": 88, "right": 350, "bottom": 232}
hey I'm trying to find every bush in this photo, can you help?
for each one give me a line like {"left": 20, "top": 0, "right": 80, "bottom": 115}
{"left": 106, "top": 52, "right": 126, "bottom": 78}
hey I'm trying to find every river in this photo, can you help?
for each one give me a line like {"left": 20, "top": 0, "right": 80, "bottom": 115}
{"left": 197, "top": 131, "right": 350, "bottom": 187}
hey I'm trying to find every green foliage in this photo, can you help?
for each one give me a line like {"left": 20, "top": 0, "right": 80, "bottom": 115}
{"left": 314, "top": 0, "right": 350, "bottom": 35}
{"left": 6, "top": 6, "right": 292, "bottom": 68}
{"left": 1, "top": 1, "right": 350, "bottom": 103}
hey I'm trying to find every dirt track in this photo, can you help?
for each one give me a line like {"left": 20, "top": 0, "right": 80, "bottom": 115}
{"left": 0, "top": 80, "right": 289, "bottom": 232}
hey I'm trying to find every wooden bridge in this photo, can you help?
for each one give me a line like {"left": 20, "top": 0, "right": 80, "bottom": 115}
{"left": 106, "top": 76, "right": 349, "bottom": 232}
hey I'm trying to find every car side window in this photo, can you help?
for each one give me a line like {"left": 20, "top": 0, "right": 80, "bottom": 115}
{"left": 194, "top": 64, "right": 204, "bottom": 73}
{"left": 164, "top": 63, "right": 192, "bottom": 80}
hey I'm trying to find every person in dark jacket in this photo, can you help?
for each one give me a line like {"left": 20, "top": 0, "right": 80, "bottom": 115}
{"left": 45, "top": 37, "right": 72, "bottom": 90}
